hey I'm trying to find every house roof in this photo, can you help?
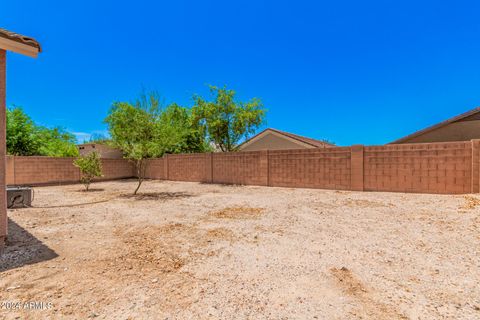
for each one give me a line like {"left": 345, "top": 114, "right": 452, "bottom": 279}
{"left": 239, "top": 128, "right": 335, "bottom": 149}
{"left": 0, "top": 28, "right": 41, "bottom": 57}
{"left": 390, "top": 107, "right": 480, "bottom": 144}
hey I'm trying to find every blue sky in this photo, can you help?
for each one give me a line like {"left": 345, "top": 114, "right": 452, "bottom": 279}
{"left": 2, "top": 1, "right": 480, "bottom": 146}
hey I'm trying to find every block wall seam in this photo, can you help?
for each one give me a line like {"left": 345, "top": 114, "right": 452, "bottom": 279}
{"left": 350, "top": 145, "right": 364, "bottom": 191}
{"left": 471, "top": 139, "right": 480, "bottom": 193}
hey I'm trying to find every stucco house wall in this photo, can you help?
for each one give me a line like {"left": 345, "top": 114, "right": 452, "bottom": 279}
{"left": 392, "top": 107, "right": 480, "bottom": 144}
{"left": 0, "top": 28, "right": 41, "bottom": 250}
{"left": 77, "top": 144, "right": 123, "bottom": 159}
{"left": 397, "top": 119, "right": 480, "bottom": 144}
{"left": 239, "top": 128, "right": 333, "bottom": 152}
{"left": 240, "top": 132, "right": 316, "bottom": 151}
{"left": 0, "top": 50, "right": 6, "bottom": 249}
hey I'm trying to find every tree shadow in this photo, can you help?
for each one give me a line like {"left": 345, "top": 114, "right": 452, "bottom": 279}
{"left": 111, "top": 178, "right": 138, "bottom": 184}
{"left": 75, "top": 188, "right": 105, "bottom": 193}
{"left": 120, "top": 192, "right": 195, "bottom": 201}
{"left": 0, "top": 219, "right": 58, "bottom": 272}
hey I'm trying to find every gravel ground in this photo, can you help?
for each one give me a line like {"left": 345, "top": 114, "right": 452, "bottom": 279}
{"left": 0, "top": 179, "right": 479, "bottom": 319}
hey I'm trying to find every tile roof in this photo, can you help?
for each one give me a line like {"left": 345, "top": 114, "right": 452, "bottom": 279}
{"left": 390, "top": 107, "right": 480, "bottom": 144}
{"left": 240, "top": 128, "right": 335, "bottom": 149}
{"left": 267, "top": 128, "right": 335, "bottom": 147}
{"left": 0, "top": 28, "right": 41, "bottom": 52}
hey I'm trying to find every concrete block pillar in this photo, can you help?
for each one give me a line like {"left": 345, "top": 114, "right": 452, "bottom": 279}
{"left": 6, "top": 155, "right": 14, "bottom": 185}
{"left": 350, "top": 145, "right": 364, "bottom": 191}
{"left": 259, "top": 150, "right": 269, "bottom": 186}
{"left": 0, "top": 50, "right": 6, "bottom": 250}
{"left": 205, "top": 152, "right": 213, "bottom": 183}
{"left": 472, "top": 139, "right": 480, "bottom": 193}
{"left": 163, "top": 154, "right": 169, "bottom": 180}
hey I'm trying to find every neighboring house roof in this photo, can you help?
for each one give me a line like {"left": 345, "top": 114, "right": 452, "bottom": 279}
{"left": 390, "top": 107, "right": 480, "bottom": 144}
{"left": 239, "top": 128, "right": 335, "bottom": 150}
{"left": 0, "top": 28, "right": 41, "bottom": 58}
{"left": 77, "top": 143, "right": 118, "bottom": 150}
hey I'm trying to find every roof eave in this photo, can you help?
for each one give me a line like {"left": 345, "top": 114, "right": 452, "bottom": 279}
{"left": 0, "top": 36, "right": 40, "bottom": 58}
{"left": 268, "top": 128, "right": 335, "bottom": 147}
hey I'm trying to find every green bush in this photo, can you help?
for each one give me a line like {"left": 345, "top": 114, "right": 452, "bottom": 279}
{"left": 73, "top": 152, "right": 103, "bottom": 191}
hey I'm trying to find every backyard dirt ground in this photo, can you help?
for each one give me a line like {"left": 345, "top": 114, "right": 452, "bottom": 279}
{"left": 1, "top": 179, "right": 479, "bottom": 319}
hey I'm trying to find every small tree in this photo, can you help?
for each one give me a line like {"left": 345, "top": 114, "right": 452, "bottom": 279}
{"left": 105, "top": 92, "right": 174, "bottom": 195}
{"left": 74, "top": 151, "right": 103, "bottom": 191}
{"left": 192, "top": 85, "right": 266, "bottom": 152}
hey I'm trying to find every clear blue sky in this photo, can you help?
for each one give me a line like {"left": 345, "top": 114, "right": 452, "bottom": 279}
{"left": 2, "top": 1, "right": 480, "bottom": 146}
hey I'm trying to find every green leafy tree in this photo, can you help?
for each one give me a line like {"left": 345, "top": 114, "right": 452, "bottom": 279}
{"left": 159, "top": 103, "right": 211, "bottom": 154}
{"left": 6, "top": 106, "right": 79, "bottom": 157}
{"left": 6, "top": 107, "right": 40, "bottom": 156}
{"left": 73, "top": 151, "right": 103, "bottom": 191}
{"left": 36, "top": 127, "right": 79, "bottom": 157}
{"left": 86, "top": 133, "right": 110, "bottom": 144}
{"left": 105, "top": 92, "right": 177, "bottom": 194}
{"left": 192, "top": 85, "right": 266, "bottom": 152}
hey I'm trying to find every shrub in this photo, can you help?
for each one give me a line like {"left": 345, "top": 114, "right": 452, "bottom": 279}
{"left": 73, "top": 151, "right": 103, "bottom": 191}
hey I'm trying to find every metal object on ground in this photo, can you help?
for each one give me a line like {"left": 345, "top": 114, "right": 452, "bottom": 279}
{"left": 6, "top": 186, "right": 33, "bottom": 208}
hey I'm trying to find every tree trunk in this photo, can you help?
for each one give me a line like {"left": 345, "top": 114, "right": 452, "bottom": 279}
{"left": 134, "top": 178, "right": 142, "bottom": 195}
{"left": 133, "top": 159, "right": 148, "bottom": 195}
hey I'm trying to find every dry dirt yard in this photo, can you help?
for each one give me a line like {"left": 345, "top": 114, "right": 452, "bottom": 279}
{"left": 1, "top": 179, "right": 479, "bottom": 319}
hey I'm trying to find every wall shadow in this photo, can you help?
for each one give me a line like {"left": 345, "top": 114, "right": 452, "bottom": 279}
{"left": 199, "top": 182, "right": 244, "bottom": 187}
{"left": 0, "top": 218, "right": 58, "bottom": 272}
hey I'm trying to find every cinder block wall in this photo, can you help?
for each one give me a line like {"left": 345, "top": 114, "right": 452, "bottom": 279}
{"left": 167, "top": 154, "right": 211, "bottom": 182}
{"left": 6, "top": 156, "right": 134, "bottom": 186}
{"left": 12, "top": 156, "right": 80, "bottom": 185}
{"left": 269, "top": 147, "right": 352, "bottom": 189}
{"left": 100, "top": 159, "right": 136, "bottom": 180}
{"left": 364, "top": 142, "right": 472, "bottom": 194}
{"left": 3, "top": 141, "right": 479, "bottom": 195}
{"left": 143, "top": 141, "right": 479, "bottom": 194}
{"left": 212, "top": 151, "right": 268, "bottom": 186}
{"left": 145, "top": 158, "right": 165, "bottom": 180}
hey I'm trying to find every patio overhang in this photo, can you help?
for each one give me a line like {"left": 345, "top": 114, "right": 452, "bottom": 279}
{"left": 0, "top": 28, "right": 41, "bottom": 58}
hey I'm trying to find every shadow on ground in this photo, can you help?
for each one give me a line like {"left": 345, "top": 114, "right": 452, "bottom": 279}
{"left": 0, "top": 219, "right": 58, "bottom": 272}
{"left": 120, "top": 192, "right": 195, "bottom": 201}
{"left": 111, "top": 178, "right": 139, "bottom": 184}
{"left": 75, "top": 188, "right": 105, "bottom": 193}
{"left": 31, "top": 198, "right": 113, "bottom": 209}
{"left": 199, "top": 182, "right": 242, "bottom": 187}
